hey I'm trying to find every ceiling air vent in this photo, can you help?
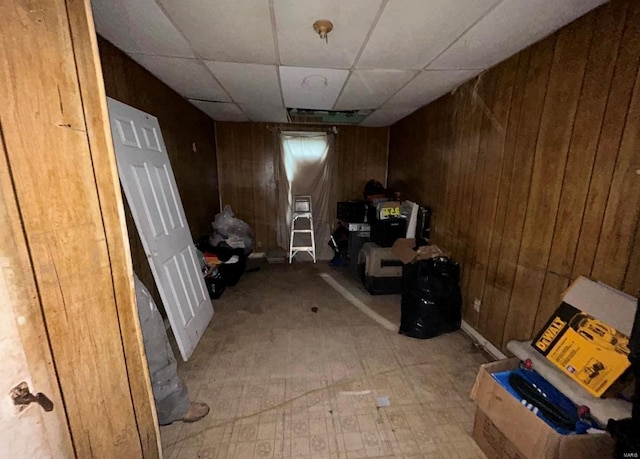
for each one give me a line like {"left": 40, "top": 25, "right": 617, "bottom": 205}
{"left": 287, "top": 108, "right": 373, "bottom": 125}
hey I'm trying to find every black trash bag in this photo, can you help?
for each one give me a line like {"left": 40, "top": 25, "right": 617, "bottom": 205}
{"left": 399, "top": 256, "right": 462, "bottom": 339}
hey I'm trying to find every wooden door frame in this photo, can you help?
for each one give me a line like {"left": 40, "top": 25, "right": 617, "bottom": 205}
{"left": 0, "top": 0, "right": 159, "bottom": 457}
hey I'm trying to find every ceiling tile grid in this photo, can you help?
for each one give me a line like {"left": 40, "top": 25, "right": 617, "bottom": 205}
{"left": 189, "top": 100, "right": 249, "bottom": 122}
{"left": 361, "top": 107, "right": 417, "bottom": 127}
{"left": 92, "top": 0, "right": 607, "bottom": 126}
{"left": 157, "top": 0, "right": 277, "bottom": 64}
{"left": 428, "top": 0, "right": 608, "bottom": 70}
{"left": 384, "top": 69, "right": 481, "bottom": 109}
{"left": 92, "top": 0, "right": 194, "bottom": 57}
{"left": 239, "top": 104, "right": 289, "bottom": 123}
{"left": 129, "top": 54, "right": 230, "bottom": 101}
{"left": 356, "top": 0, "right": 500, "bottom": 70}
{"left": 274, "top": 0, "right": 384, "bottom": 69}
{"left": 279, "top": 66, "right": 349, "bottom": 110}
{"left": 205, "top": 62, "right": 282, "bottom": 105}
{"left": 334, "top": 69, "right": 417, "bottom": 110}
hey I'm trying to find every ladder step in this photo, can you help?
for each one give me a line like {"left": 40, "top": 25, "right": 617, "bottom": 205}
{"left": 292, "top": 229, "right": 313, "bottom": 233}
{"left": 291, "top": 246, "right": 314, "bottom": 250}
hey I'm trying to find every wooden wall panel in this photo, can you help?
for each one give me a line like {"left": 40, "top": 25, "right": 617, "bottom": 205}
{"left": 534, "top": 1, "right": 629, "bottom": 334}
{"left": 479, "top": 50, "right": 530, "bottom": 336}
{"left": 215, "top": 122, "right": 280, "bottom": 252}
{"left": 98, "top": 37, "right": 220, "bottom": 305}
{"left": 0, "top": 0, "right": 157, "bottom": 456}
{"left": 503, "top": 16, "right": 593, "bottom": 345}
{"left": 387, "top": 0, "right": 640, "bottom": 351}
{"left": 466, "top": 60, "right": 518, "bottom": 330}
{"left": 215, "top": 122, "right": 389, "bottom": 252}
{"left": 485, "top": 38, "right": 556, "bottom": 347}
{"left": 572, "top": 3, "right": 640, "bottom": 282}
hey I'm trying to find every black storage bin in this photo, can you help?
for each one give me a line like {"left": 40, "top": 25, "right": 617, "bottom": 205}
{"left": 399, "top": 256, "right": 462, "bottom": 339}
{"left": 219, "top": 254, "right": 246, "bottom": 287}
{"left": 370, "top": 218, "right": 406, "bottom": 247}
{"left": 204, "top": 268, "right": 225, "bottom": 299}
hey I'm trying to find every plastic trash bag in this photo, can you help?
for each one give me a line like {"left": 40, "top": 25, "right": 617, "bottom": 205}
{"left": 399, "top": 256, "right": 462, "bottom": 339}
{"left": 212, "top": 205, "right": 253, "bottom": 253}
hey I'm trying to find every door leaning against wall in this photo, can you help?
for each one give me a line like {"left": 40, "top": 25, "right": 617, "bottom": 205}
{"left": 107, "top": 98, "right": 213, "bottom": 361}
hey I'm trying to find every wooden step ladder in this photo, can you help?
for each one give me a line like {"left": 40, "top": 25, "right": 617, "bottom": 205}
{"left": 289, "top": 195, "right": 316, "bottom": 263}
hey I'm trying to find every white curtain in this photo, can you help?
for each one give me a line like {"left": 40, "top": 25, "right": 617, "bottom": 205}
{"left": 276, "top": 132, "right": 335, "bottom": 260}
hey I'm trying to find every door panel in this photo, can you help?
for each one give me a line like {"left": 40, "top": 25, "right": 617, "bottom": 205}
{"left": 108, "top": 98, "right": 213, "bottom": 361}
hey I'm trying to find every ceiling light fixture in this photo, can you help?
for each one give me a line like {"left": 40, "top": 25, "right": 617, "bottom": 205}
{"left": 313, "top": 19, "right": 333, "bottom": 44}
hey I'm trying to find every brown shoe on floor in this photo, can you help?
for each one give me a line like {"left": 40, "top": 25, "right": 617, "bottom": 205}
{"left": 181, "top": 402, "right": 210, "bottom": 423}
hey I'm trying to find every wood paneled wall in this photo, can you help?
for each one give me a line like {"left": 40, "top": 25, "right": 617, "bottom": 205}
{"left": 388, "top": 0, "right": 640, "bottom": 351}
{"left": 216, "top": 122, "right": 388, "bottom": 251}
{"left": 1, "top": 1, "right": 158, "bottom": 456}
{"left": 335, "top": 126, "right": 390, "bottom": 202}
{"left": 98, "top": 37, "right": 220, "bottom": 304}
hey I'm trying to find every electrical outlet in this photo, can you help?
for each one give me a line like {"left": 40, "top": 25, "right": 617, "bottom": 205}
{"left": 473, "top": 298, "right": 481, "bottom": 312}
{"left": 257, "top": 241, "right": 262, "bottom": 248}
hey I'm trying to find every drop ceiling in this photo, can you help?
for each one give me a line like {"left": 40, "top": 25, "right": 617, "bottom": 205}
{"left": 92, "top": 0, "right": 606, "bottom": 127}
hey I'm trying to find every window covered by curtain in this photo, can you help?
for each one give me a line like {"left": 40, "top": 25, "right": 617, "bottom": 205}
{"left": 276, "top": 132, "right": 335, "bottom": 260}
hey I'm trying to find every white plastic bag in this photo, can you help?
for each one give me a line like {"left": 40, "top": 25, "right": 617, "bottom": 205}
{"left": 212, "top": 205, "right": 253, "bottom": 253}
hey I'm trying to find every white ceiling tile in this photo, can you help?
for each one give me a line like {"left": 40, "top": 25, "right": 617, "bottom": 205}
{"left": 158, "top": 0, "right": 276, "bottom": 64}
{"left": 239, "top": 104, "right": 289, "bottom": 123}
{"left": 360, "top": 108, "right": 417, "bottom": 127}
{"left": 384, "top": 70, "right": 480, "bottom": 108}
{"left": 274, "top": 0, "right": 384, "bottom": 68}
{"left": 429, "top": 0, "right": 607, "bottom": 70}
{"left": 129, "top": 55, "right": 230, "bottom": 101}
{"left": 334, "top": 70, "right": 417, "bottom": 110}
{"left": 357, "top": 0, "right": 499, "bottom": 70}
{"left": 204, "top": 62, "right": 282, "bottom": 106}
{"left": 92, "top": 0, "right": 194, "bottom": 57}
{"left": 189, "top": 100, "right": 249, "bottom": 121}
{"left": 279, "top": 67, "right": 349, "bottom": 110}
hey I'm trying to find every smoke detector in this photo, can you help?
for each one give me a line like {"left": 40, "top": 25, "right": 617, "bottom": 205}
{"left": 301, "top": 75, "right": 328, "bottom": 90}
{"left": 313, "top": 19, "right": 333, "bottom": 43}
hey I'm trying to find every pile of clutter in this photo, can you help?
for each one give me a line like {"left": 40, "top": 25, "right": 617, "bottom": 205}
{"left": 195, "top": 205, "right": 254, "bottom": 299}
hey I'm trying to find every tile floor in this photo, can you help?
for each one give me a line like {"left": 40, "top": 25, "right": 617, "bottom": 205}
{"left": 161, "top": 263, "right": 488, "bottom": 459}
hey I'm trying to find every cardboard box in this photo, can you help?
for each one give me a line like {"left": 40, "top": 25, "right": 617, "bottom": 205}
{"left": 531, "top": 277, "right": 635, "bottom": 397}
{"left": 471, "top": 359, "right": 614, "bottom": 459}
{"left": 391, "top": 238, "right": 445, "bottom": 264}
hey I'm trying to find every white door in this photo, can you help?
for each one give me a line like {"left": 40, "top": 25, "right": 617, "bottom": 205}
{"left": 107, "top": 98, "right": 213, "bottom": 361}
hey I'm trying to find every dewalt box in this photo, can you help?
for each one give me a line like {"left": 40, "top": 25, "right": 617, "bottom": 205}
{"left": 531, "top": 276, "right": 636, "bottom": 397}
{"left": 376, "top": 201, "right": 401, "bottom": 220}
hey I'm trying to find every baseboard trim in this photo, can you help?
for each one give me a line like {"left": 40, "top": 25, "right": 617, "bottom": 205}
{"left": 460, "top": 320, "right": 507, "bottom": 361}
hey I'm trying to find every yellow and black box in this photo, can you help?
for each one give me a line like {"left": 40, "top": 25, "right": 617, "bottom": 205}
{"left": 532, "top": 300, "right": 630, "bottom": 397}
{"left": 376, "top": 201, "right": 401, "bottom": 220}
